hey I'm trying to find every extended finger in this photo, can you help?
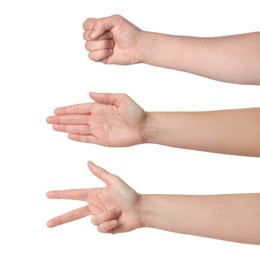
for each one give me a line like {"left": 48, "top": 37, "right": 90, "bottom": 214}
{"left": 47, "top": 205, "right": 91, "bottom": 228}
{"left": 53, "top": 103, "right": 93, "bottom": 115}
{"left": 53, "top": 124, "right": 91, "bottom": 135}
{"left": 68, "top": 134, "right": 99, "bottom": 144}
{"left": 47, "top": 188, "right": 93, "bottom": 201}
{"left": 87, "top": 161, "right": 115, "bottom": 185}
{"left": 46, "top": 115, "right": 89, "bottom": 125}
{"left": 88, "top": 49, "right": 113, "bottom": 62}
{"left": 85, "top": 39, "right": 114, "bottom": 52}
{"left": 91, "top": 208, "right": 122, "bottom": 226}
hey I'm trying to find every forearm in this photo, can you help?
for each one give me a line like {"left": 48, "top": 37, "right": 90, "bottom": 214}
{"left": 140, "top": 31, "right": 260, "bottom": 85}
{"left": 140, "top": 193, "right": 260, "bottom": 244}
{"left": 145, "top": 108, "right": 260, "bottom": 157}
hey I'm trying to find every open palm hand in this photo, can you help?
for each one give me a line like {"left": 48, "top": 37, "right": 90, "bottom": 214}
{"left": 47, "top": 92, "right": 147, "bottom": 147}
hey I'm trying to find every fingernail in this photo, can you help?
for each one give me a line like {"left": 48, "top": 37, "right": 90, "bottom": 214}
{"left": 110, "top": 220, "right": 117, "bottom": 226}
{"left": 46, "top": 116, "right": 52, "bottom": 123}
{"left": 47, "top": 221, "right": 53, "bottom": 228}
{"left": 46, "top": 191, "right": 55, "bottom": 198}
{"left": 53, "top": 125, "right": 60, "bottom": 130}
{"left": 89, "top": 30, "right": 96, "bottom": 38}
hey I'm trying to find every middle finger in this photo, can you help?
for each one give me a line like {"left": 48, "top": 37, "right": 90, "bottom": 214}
{"left": 85, "top": 39, "right": 114, "bottom": 52}
{"left": 47, "top": 115, "right": 90, "bottom": 125}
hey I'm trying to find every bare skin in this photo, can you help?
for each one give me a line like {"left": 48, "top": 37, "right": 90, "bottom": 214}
{"left": 46, "top": 15, "right": 260, "bottom": 156}
{"left": 47, "top": 92, "right": 260, "bottom": 157}
{"left": 46, "top": 15, "right": 260, "bottom": 244}
{"left": 83, "top": 15, "right": 260, "bottom": 85}
{"left": 47, "top": 162, "right": 260, "bottom": 245}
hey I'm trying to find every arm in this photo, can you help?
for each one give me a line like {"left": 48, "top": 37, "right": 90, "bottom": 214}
{"left": 83, "top": 15, "right": 260, "bottom": 85}
{"left": 140, "top": 193, "right": 260, "bottom": 245}
{"left": 145, "top": 108, "right": 260, "bottom": 157}
{"left": 46, "top": 162, "right": 260, "bottom": 244}
{"left": 47, "top": 93, "right": 260, "bottom": 157}
{"left": 141, "top": 32, "right": 260, "bottom": 85}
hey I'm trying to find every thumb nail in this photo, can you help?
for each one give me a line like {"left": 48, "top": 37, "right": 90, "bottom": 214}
{"left": 89, "top": 30, "right": 96, "bottom": 38}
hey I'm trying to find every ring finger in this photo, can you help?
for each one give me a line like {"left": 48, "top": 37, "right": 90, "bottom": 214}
{"left": 47, "top": 115, "right": 90, "bottom": 125}
{"left": 85, "top": 39, "right": 114, "bottom": 52}
{"left": 53, "top": 124, "right": 91, "bottom": 135}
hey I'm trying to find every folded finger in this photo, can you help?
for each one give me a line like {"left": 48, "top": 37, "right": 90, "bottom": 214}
{"left": 91, "top": 208, "right": 122, "bottom": 226}
{"left": 85, "top": 39, "right": 114, "bottom": 52}
{"left": 47, "top": 115, "right": 89, "bottom": 125}
{"left": 53, "top": 124, "right": 91, "bottom": 135}
{"left": 83, "top": 18, "right": 96, "bottom": 30}
{"left": 97, "top": 219, "right": 118, "bottom": 233}
{"left": 68, "top": 134, "right": 99, "bottom": 145}
{"left": 83, "top": 30, "right": 112, "bottom": 41}
{"left": 88, "top": 49, "right": 113, "bottom": 62}
{"left": 47, "top": 205, "right": 91, "bottom": 228}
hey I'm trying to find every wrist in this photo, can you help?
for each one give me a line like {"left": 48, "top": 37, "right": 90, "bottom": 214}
{"left": 138, "top": 194, "right": 150, "bottom": 228}
{"left": 138, "top": 194, "right": 165, "bottom": 230}
{"left": 144, "top": 112, "right": 161, "bottom": 144}
{"left": 136, "top": 31, "right": 153, "bottom": 64}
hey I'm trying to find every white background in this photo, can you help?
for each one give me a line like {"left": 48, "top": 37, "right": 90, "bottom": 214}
{"left": 0, "top": 0, "right": 259, "bottom": 259}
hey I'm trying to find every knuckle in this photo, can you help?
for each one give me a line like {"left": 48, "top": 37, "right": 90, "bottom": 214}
{"left": 85, "top": 42, "right": 89, "bottom": 50}
{"left": 83, "top": 31, "right": 88, "bottom": 40}
{"left": 83, "top": 18, "right": 96, "bottom": 29}
{"left": 119, "top": 93, "right": 129, "bottom": 101}
{"left": 112, "top": 14, "right": 123, "bottom": 21}
{"left": 110, "top": 174, "right": 120, "bottom": 183}
{"left": 94, "top": 19, "right": 103, "bottom": 29}
{"left": 88, "top": 52, "right": 98, "bottom": 61}
{"left": 85, "top": 17, "right": 94, "bottom": 24}
{"left": 85, "top": 41, "right": 95, "bottom": 51}
{"left": 71, "top": 209, "right": 80, "bottom": 221}
{"left": 85, "top": 41, "right": 90, "bottom": 50}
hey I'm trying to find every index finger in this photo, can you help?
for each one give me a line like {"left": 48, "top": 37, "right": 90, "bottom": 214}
{"left": 54, "top": 103, "right": 94, "bottom": 115}
{"left": 83, "top": 30, "right": 113, "bottom": 41}
{"left": 83, "top": 17, "right": 97, "bottom": 30}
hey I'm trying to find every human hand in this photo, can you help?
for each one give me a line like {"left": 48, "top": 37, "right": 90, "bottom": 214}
{"left": 47, "top": 161, "right": 143, "bottom": 233}
{"left": 83, "top": 14, "right": 145, "bottom": 64}
{"left": 46, "top": 92, "right": 148, "bottom": 147}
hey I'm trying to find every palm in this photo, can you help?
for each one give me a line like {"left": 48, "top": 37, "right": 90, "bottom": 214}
{"left": 88, "top": 99, "right": 146, "bottom": 146}
{"left": 86, "top": 177, "right": 141, "bottom": 232}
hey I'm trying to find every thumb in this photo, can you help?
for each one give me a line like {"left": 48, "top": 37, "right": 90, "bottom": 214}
{"left": 89, "top": 92, "right": 122, "bottom": 106}
{"left": 89, "top": 15, "right": 120, "bottom": 40}
{"left": 87, "top": 161, "right": 114, "bottom": 185}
